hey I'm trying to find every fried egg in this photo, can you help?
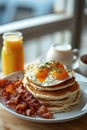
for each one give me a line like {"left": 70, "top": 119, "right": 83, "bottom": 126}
{"left": 25, "top": 61, "right": 74, "bottom": 86}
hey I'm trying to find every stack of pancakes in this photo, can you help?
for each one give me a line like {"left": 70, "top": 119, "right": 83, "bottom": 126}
{"left": 22, "top": 61, "right": 81, "bottom": 113}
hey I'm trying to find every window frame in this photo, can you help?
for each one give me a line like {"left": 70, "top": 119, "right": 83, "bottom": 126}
{"left": 0, "top": 0, "right": 85, "bottom": 49}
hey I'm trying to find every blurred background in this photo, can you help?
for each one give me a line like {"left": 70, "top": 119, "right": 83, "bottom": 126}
{"left": 0, "top": 0, "right": 87, "bottom": 71}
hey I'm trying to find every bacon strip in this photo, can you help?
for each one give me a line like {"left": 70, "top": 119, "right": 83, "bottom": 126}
{"left": 0, "top": 79, "right": 53, "bottom": 119}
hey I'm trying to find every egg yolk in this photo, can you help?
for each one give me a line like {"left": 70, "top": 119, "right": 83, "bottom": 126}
{"left": 51, "top": 68, "right": 69, "bottom": 80}
{"left": 34, "top": 67, "right": 49, "bottom": 82}
{"left": 57, "top": 63, "right": 64, "bottom": 69}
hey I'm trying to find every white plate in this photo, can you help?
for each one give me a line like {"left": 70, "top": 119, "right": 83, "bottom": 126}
{"left": 0, "top": 71, "right": 87, "bottom": 123}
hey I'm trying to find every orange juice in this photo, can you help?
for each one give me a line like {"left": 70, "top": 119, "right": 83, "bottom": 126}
{"left": 2, "top": 32, "right": 24, "bottom": 74}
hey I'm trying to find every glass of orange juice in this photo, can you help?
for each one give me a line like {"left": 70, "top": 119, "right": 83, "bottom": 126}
{"left": 1, "top": 31, "right": 24, "bottom": 75}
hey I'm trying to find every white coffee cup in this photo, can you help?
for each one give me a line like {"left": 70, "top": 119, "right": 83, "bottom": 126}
{"left": 79, "top": 54, "right": 87, "bottom": 76}
{"left": 46, "top": 43, "right": 79, "bottom": 67}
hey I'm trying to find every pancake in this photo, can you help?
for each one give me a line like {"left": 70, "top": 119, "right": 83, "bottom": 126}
{"left": 25, "top": 81, "right": 80, "bottom": 100}
{"left": 46, "top": 91, "right": 81, "bottom": 113}
{"left": 22, "top": 76, "right": 75, "bottom": 91}
{"left": 37, "top": 91, "right": 80, "bottom": 106}
{"left": 47, "top": 105, "right": 71, "bottom": 113}
{"left": 23, "top": 61, "right": 81, "bottom": 113}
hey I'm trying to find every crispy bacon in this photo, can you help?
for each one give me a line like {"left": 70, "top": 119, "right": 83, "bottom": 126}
{"left": 0, "top": 79, "right": 53, "bottom": 119}
{"left": 37, "top": 105, "right": 53, "bottom": 119}
{"left": 16, "top": 102, "right": 28, "bottom": 115}
{"left": 1, "top": 80, "right": 22, "bottom": 97}
{"left": 26, "top": 108, "right": 36, "bottom": 116}
{"left": 0, "top": 79, "right": 11, "bottom": 89}
{"left": 6, "top": 94, "right": 21, "bottom": 105}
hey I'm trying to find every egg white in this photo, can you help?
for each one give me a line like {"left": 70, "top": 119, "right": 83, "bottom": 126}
{"left": 25, "top": 67, "right": 74, "bottom": 87}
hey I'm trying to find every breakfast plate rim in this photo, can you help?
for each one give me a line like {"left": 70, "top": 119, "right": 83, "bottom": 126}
{"left": 0, "top": 70, "right": 87, "bottom": 123}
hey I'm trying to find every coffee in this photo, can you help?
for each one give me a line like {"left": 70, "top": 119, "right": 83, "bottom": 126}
{"left": 79, "top": 54, "right": 87, "bottom": 76}
{"left": 81, "top": 55, "right": 87, "bottom": 64}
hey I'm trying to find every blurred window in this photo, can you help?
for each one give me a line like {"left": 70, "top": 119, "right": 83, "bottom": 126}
{"left": 0, "top": 0, "right": 74, "bottom": 24}
{"left": 0, "top": 0, "right": 86, "bottom": 71}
